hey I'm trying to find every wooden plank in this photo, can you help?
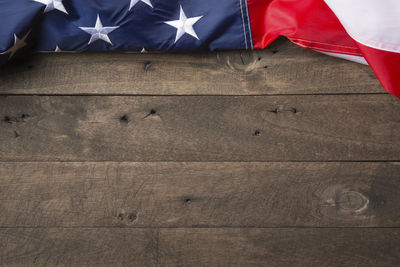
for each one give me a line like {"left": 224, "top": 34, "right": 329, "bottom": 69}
{"left": 0, "top": 228, "right": 157, "bottom": 266}
{"left": 0, "top": 38, "right": 382, "bottom": 95}
{"left": 0, "top": 162, "right": 399, "bottom": 227}
{"left": 2, "top": 227, "right": 399, "bottom": 266}
{"left": 159, "top": 228, "right": 400, "bottom": 266}
{"left": 1, "top": 95, "right": 399, "bottom": 161}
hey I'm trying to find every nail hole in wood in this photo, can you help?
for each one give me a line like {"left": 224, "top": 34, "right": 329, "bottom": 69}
{"left": 127, "top": 213, "right": 137, "bottom": 222}
{"left": 253, "top": 130, "right": 261, "bottom": 136}
{"left": 21, "top": 113, "right": 30, "bottom": 119}
{"left": 3, "top": 116, "right": 12, "bottom": 123}
{"left": 143, "top": 109, "right": 157, "bottom": 119}
{"left": 120, "top": 114, "right": 129, "bottom": 123}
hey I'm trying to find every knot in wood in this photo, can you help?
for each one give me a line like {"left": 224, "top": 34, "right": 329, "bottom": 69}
{"left": 336, "top": 191, "right": 369, "bottom": 214}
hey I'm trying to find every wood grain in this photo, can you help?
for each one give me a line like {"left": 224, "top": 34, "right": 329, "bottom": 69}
{"left": 1, "top": 95, "right": 399, "bottom": 161}
{"left": 0, "top": 228, "right": 158, "bottom": 266}
{"left": 0, "top": 38, "right": 382, "bottom": 95}
{"left": 1, "top": 162, "right": 399, "bottom": 227}
{"left": 159, "top": 228, "right": 400, "bottom": 266}
{"left": 0, "top": 32, "right": 397, "bottom": 267}
{"left": 2, "top": 228, "right": 399, "bottom": 266}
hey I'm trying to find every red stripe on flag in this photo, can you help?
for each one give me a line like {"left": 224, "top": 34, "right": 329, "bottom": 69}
{"left": 247, "top": 0, "right": 360, "bottom": 54}
{"left": 357, "top": 43, "right": 400, "bottom": 98}
{"left": 247, "top": 0, "right": 400, "bottom": 97}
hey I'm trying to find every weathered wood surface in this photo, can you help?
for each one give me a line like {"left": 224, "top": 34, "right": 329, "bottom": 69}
{"left": 0, "top": 228, "right": 158, "bottom": 266}
{"left": 0, "top": 36, "right": 399, "bottom": 266}
{"left": 1, "top": 95, "right": 399, "bottom": 161}
{"left": 2, "top": 228, "right": 399, "bottom": 266}
{"left": 160, "top": 228, "right": 400, "bottom": 266}
{"left": 0, "top": 162, "right": 399, "bottom": 227}
{"left": 0, "top": 38, "right": 382, "bottom": 95}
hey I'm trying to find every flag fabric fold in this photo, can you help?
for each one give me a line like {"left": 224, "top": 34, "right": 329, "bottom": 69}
{"left": 1, "top": 0, "right": 399, "bottom": 97}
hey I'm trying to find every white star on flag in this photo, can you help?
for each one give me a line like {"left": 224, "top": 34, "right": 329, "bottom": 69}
{"left": 79, "top": 15, "right": 120, "bottom": 45}
{"left": 33, "top": 0, "right": 68, "bottom": 14}
{"left": 164, "top": 5, "right": 203, "bottom": 43}
{"left": 1, "top": 32, "right": 30, "bottom": 58}
{"left": 39, "top": 45, "right": 62, "bottom": 53}
{"left": 39, "top": 45, "right": 76, "bottom": 53}
{"left": 130, "top": 0, "right": 153, "bottom": 10}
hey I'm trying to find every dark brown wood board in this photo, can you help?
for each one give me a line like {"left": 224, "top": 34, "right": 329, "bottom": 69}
{"left": 1, "top": 95, "right": 399, "bottom": 162}
{"left": 0, "top": 38, "right": 382, "bottom": 95}
{"left": 159, "top": 228, "right": 400, "bottom": 267}
{"left": 0, "top": 162, "right": 399, "bottom": 228}
{"left": 2, "top": 228, "right": 399, "bottom": 266}
{"left": 0, "top": 228, "right": 158, "bottom": 266}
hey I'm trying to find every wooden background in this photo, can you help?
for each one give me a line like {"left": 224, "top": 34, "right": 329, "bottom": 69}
{"left": 1, "top": 37, "right": 400, "bottom": 266}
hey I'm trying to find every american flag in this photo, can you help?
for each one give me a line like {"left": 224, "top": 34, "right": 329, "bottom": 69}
{"left": 1, "top": 0, "right": 400, "bottom": 98}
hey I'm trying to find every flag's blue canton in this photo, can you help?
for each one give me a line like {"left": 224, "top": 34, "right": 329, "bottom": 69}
{"left": 0, "top": 0, "right": 253, "bottom": 64}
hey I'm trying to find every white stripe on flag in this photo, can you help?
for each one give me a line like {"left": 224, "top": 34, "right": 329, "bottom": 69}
{"left": 320, "top": 51, "right": 368, "bottom": 65}
{"left": 324, "top": 0, "right": 400, "bottom": 53}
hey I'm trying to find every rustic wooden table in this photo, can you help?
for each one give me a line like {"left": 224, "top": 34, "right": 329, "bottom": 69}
{"left": 0, "top": 37, "right": 399, "bottom": 266}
